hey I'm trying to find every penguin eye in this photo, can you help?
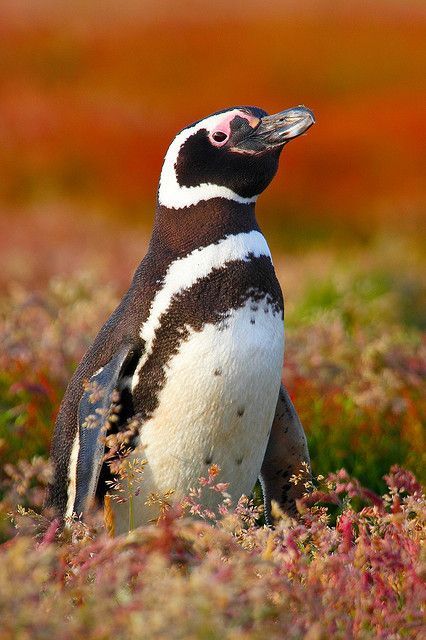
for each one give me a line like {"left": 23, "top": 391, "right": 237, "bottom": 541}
{"left": 212, "top": 131, "right": 227, "bottom": 142}
{"left": 211, "top": 131, "right": 229, "bottom": 145}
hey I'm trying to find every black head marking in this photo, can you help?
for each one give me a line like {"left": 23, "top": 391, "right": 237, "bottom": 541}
{"left": 174, "top": 106, "right": 282, "bottom": 199}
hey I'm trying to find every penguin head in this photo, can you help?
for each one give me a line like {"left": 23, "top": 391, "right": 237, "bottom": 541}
{"left": 158, "top": 105, "right": 315, "bottom": 209}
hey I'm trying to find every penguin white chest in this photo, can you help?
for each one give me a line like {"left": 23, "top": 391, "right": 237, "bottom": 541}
{"left": 113, "top": 296, "right": 284, "bottom": 532}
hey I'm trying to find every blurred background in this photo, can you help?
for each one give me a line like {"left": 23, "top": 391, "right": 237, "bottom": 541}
{"left": 1, "top": 1, "right": 425, "bottom": 254}
{"left": 0, "top": 1, "right": 424, "bottom": 514}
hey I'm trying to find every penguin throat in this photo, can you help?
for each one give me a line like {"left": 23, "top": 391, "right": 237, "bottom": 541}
{"left": 152, "top": 198, "right": 259, "bottom": 258}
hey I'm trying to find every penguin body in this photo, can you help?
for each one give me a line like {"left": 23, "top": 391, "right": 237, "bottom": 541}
{"left": 47, "top": 105, "right": 314, "bottom": 531}
{"left": 113, "top": 232, "right": 284, "bottom": 531}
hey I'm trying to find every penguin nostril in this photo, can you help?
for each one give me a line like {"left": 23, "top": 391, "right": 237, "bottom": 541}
{"left": 212, "top": 131, "right": 228, "bottom": 143}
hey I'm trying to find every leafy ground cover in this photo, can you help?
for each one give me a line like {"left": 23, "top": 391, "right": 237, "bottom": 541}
{"left": 0, "top": 3, "right": 424, "bottom": 635}
{"left": 0, "top": 213, "right": 424, "bottom": 637}
{"left": 1, "top": 466, "right": 425, "bottom": 638}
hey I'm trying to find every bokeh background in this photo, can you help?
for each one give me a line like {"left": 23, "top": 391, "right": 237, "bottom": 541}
{"left": 0, "top": 0, "right": 425, "bottom": 511}
{"left": 1, "top": 1, "right": 425, "bottom": 251}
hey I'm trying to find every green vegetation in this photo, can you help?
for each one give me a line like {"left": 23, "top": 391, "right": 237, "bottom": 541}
{"left": 0, "top": 224, "right": 424, "bottom": 637}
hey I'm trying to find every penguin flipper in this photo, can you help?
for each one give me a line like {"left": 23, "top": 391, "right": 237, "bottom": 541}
{"left": 74, "top": 343, "right": 140, "bottom": 517}
{"left": 259, "top": 384, "right": 310, "bottom": 524}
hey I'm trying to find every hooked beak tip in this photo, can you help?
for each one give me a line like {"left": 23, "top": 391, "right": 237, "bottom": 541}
{"left": 265, "top": 105, "right": 316, "bottom": 143}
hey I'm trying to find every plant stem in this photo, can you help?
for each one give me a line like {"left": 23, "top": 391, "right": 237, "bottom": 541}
{"left": 128, "top": 481, "right": 135, "bottom": 532}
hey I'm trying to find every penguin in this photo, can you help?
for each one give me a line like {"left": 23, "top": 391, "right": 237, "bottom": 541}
{"left": 47, "top": 105, "right": 315, "bottom": 534}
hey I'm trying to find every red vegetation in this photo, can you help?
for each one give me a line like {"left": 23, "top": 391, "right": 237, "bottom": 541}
{"left": 1, "top": 464, "right": 425, "bottom": 638}
{"left": 0, "top": 1, "right": 424, "bottom": 231}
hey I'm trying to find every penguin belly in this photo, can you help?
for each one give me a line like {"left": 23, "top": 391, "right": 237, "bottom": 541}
{"left": 112, "top": 297, "right": 284, "bottom": 533}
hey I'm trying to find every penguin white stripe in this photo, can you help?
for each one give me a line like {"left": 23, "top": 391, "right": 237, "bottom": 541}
{"left": 158, "top": 110, "right": 258, "bottom": 209}
{"left": 159, "top": 180, "right": 257, "bottom": 209}
{"left": 132, "top": 230, "right": 272, "bottom": 389}
{"left": 65, "top": 430, "right": 80, "bottom": 519}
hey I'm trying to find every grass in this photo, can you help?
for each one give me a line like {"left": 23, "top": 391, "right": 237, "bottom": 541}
{"left": 1, "top": 466, "right": 425, "bottom": 638}
{"left": 0, "top": 219, "right": 424, "bottom": 637}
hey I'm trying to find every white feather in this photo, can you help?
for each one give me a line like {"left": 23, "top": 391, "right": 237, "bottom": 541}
{"left": 114, "top": 297, "right": 284, "bottom": 533}
{"left": 65, "top": 430, "right": 80, "bottom": 519}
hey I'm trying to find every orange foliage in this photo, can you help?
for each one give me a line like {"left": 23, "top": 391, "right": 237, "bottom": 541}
{"left": 0, "top": 1, "right": 424, "bottom": 231}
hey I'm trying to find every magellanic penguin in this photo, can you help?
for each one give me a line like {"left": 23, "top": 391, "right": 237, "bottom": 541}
{"left": 47, "top": 105, "right": 315, "bottom": 534}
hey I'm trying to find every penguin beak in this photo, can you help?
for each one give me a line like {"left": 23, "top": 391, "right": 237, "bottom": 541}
{"left": 233, "top": 106, "right": 315, "bottom": 154}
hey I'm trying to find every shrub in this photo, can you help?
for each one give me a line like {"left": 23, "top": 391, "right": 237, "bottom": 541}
{"left": 0, "top": 465, "right": 424, "bottom": 639}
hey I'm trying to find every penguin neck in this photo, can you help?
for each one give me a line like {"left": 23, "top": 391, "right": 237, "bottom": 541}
{"left": 150, "top": 198, "right": 261, "bottom": 258}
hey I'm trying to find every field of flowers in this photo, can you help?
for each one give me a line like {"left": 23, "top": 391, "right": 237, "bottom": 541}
{"left": 1, "top": 466, "right": 425, "bottom": 639}
{"left": 0, "top": 2, "right": 425, "bottom": 636}
{"left": 0, "top": 209, "right": 424, "bottom": 637}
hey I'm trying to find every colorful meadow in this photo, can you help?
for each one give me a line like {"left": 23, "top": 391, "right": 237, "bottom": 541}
{"left": 0, "top": 213, "right": 425, "bottom": 637}
{"left": 0, "top": 1, "right": 425, "bottom": 638}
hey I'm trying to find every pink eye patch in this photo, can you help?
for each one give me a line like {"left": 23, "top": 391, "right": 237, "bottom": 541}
{"left": 209, "top": 110, "right": 260, "bottom": 147}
